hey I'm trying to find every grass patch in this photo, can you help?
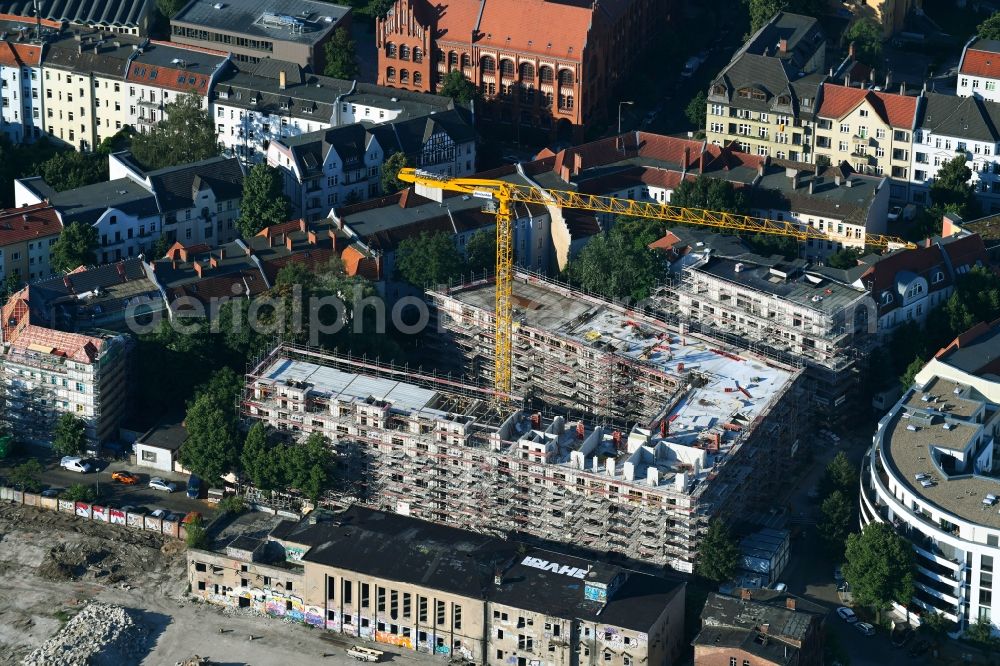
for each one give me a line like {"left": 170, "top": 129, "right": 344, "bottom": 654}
{"left": 53, "top": 609, "right": 76, "bottom": 625}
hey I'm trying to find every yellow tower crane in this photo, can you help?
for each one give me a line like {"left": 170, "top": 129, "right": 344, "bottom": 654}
{"left": 396, "top": 167, "right": 915, "bottom": 400}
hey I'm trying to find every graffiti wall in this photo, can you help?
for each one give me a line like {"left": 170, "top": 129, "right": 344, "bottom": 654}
{"left": 375, "top": 631, "right": 413, "bottom": 649}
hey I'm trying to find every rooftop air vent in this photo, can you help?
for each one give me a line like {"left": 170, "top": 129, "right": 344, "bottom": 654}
{"left": 213, "top": 2, "right": 225, "bottom": 8}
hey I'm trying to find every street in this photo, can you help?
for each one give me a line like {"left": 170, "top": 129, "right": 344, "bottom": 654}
{"left": 779, "top": 427, "right": 931, "bottom": 666}
{"left": 0, "top": 448, "right": 215, "bottom": 520}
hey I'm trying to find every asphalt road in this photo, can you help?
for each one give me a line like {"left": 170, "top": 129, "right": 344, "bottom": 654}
{"left": 0, "top": 448, "right": 216, "bottom": 519}
{"left": 781, "top": 431, "right": 932, "bottom": 666}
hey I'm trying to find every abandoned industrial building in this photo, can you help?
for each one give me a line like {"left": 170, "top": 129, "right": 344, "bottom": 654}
{"left": 243, "top": 273, "right": 805, "bottom": 572}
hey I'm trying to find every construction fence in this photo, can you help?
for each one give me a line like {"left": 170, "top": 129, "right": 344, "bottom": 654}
{"left": 0, "top": 485, "right": 190, "bottom": 540}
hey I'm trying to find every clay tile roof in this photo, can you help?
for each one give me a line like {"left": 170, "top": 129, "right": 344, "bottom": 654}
{"left": 961, "top": 45, "right": 1000, "bottom": 78}
{"left": 0, "top": 41, "right": 41, "bottom": 67}
{"left": 340, "top": 245, "right": 380, "bottom": 280}
{"left": 818, "top": 83, "right": 917, "bottom": 128}
{"left": 10, "top": 324, "right": 105, "bottom": 363}
{"left": 0, "top": 203, "right": 62, "bottom": 247}
{"left": 434, "top": 0, "right": 593, "bottom": 58}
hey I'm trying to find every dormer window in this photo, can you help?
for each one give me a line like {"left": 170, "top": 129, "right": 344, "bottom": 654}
{"left": 932, "top": 271, "right": 944, "bottom": 284}
{"left": 777, "top": 95, "right": 790, "bottom": 105}
{"left": 881, "top": 291, "right": 893, "bottom": 305}
{"left": 737, "top": 87, "right": 766, "bottom": 101}
{"left": 713, "top": 84, "right": 726, "bottom": 96}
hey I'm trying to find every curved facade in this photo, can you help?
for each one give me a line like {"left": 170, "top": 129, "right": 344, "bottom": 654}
{"left": 861, "top": 375, "right": 1000, "bottom": 630}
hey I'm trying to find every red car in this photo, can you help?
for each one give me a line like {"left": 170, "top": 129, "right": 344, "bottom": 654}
{"left": 111, "top": 471, "right": 139, "bottom": 485}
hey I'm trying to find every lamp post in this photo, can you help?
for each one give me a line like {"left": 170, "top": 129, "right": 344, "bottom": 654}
{"left": 618, "top": 100, "right": 634, "bottom": 154}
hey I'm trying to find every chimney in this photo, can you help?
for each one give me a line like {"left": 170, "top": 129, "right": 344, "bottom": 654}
{"left": 244, "top": 243, "right": 253, "bottom": 256}
{"left": 844, "top": 74, "right": 850, "bottom": 86}
{"left": 741, "top": 588, "right": 752, "bottom": 601}
{"left": 193, "top": 262, "right": 203, "bottom": 277}
{"left": 328, "top": 228, "right": 338, "bottom": 251}
{"left": 307, "top": 230, "right": 318, "bottom": 245}
{"left": 808, "top": 179, "right": 814, "bottom": 195}
{"left": 779, "top": 38, "right": 788, "bottom": 53}
{"left": 613, "top": 430, "right": 622, "bottom": 449}
{"left": 285, "top": 234, "right": 294, "bottom": 251}
{"left": 900, "top": 82, "right": 905, "bottom": 95}
{"left": 660, "top": 419, "right": 668, "bottom": 438}
{"left": 210, "top": 256, "right": 219, "bottom": 269}
{"left": 531, "top": 412, "right": 541, "bottom": 429}
{"left": 761, "top": 623, "right": 770, "bottom": 635}
{"left": 279, "top": 69, "right": 287, "bottom": 90}
{"left": 786, "top": 597, "right": 797, "bottom": 611}
{"left": 834, "top": 174, "right": 842, "bottom": 186}
{"left": 219, "top": 246, "right": 226, "bottom": 260}
{"left": 573, "top": 152, "right": 583, "bottom": 176}
{"left": 790, "top": 171, "right": 799, "bottom": 189}
{"left": 298, "top": 218, "right": 307, "bottom": 232}
{"left": 757, "top": 162, "right": 764, "bottom": 177}
{"left": 576, "top": 421, "right": 584, "bottom": 440}
{"left": 925, "top": 237, "right": 932, "bottom": 248}
{"left": 848, "top": 41, "right": 856, "bottom": 59}
{"left": 684, "top": 147, "right": 690, "bottom": 171}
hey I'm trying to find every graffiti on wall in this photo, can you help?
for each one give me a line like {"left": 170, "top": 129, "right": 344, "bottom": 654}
{"left": 304, "top": 605, "right": 324, "bottom": 627}
{"left": 375, "top": 631, "right": 413, "bottom": 650}
{"left": 74, "top": 502, "right": 90, "bottom": 517}
{"left": 92, "top": 505, "right": 108, "bottom": 522}
{"left": 109, "top": 508, "right": 126, "bottom": 525}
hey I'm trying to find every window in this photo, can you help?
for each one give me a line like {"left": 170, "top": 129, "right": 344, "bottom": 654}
{"left": 361, "top": 583, "right": 370, "bottom": 607}
{"left": 454, "top": 605, "right": 462, "bottom": 629}
{"left": 480, "top": 55, "right": 495, "bottom": 73}
{"left": 399, "top": 45, "right": 409, "bottom": 60}
{"left": 418, "top": 596, "right": 428, "bottom": 622}
{"left": 386, "top": 42, "right": 396, "bottom": 58}
{"left": 386, "top": 67, "right": 396, "bottom": 81}
{"left": 840, "top": 123, "right": 850, "bottom": 133}
{"left": 141, "top": 450, "right": 157, "bottom": 462}
{"left": 343, "top": 580, "right": 352, "bottom": 604}
{"left": 558, "top": 69, "right": 573, "bottom": 86}
{"left": 413, "top": 47, "right": 422, "bottom": 63}
{"left": 413, "top": 72, "right": 422, "bottom": 87}
{"left": 435, "top": 600, "right": 445, "bottom": 625}
{"left": 377, "top": 587, "right": 386, "bottom": 612}
{"left": 730, "top": 659, "right": 737, "bottom": 666}
{"left": 500, "top": 59, "right": 514, "bottom": 77}
{"left": 520, "top": 62, "right": 534, "bottom": 80}
{"left": 539, "top": 66, "right": 553, "bottom": 83}
{"left": 876, "top": 128, "right": 886, "bottom": 139}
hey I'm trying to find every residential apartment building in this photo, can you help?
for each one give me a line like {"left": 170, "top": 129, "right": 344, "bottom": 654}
{"left": 0, "top": 0, "right": 155, "bottom": 35}
{"left": 109, "top": 152, "right": 245, "bottom": 246}
{"left": 211, "top": 58, "right": 457, "bottom": 164}
{"left": 0, "top": 40, "right": 43, "bottom": 143}
{"left": 813, "top": 82, "right": 919, "bottom": 200}
{"left": 0, "top": 203, "right": 62, "bottom": 283}
{"left": 268, "top": 109, "right": 475, "bottom": 219}
{"left": 188, "top": 506, "right": 687, "bottom": 665}
{"left": 855, "top": 0, "right": 915, "bottom": 38}
{"left": 242, "top": 337, "right": 802, "bottom": 573}
{"left": 693, "top": 591, "right": 825, "bottom": 666}
{"left": 377, "top": 0, "right": 671, "bottom": 141}
{"left": 860, "top": 319, "right": 1000, "bottom": 631}
{"left": 958, "top": 38, "right": 1000, "bottom": 102}
{"left": 170, "top": 0, "right": 352, "bottom": 71}
{"left": 704, "top": 12, "right": 826, "bottom": 161}
{"left": 911, "top": 92, "right": 1000, "bottom": 211}
{"left": 0, "top": 323, "right": 128, "bottom": 444}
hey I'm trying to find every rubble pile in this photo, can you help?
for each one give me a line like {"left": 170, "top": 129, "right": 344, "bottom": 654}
{"left": 21, "top": 602, "right": 151, "bottom": 666}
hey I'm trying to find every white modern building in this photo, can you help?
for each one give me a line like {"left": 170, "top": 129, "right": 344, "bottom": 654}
{"left": 0, "top": 41, "right": 43, "bottom": 144}
{"left": 861, "top": 319, "right": 1000, "bottom": 631}
{"left": 911, "top": 93, "right": 1000, "bottom": 211}
{"left": 958, "top": 38, "right": 1000, "bottom": 102}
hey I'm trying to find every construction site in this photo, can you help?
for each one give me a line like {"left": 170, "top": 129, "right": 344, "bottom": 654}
{"left": 243, "top": 273, "right": 806, "bottom": 572}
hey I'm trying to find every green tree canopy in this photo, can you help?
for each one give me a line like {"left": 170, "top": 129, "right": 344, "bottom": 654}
{"left": 380, "top": 151, "right": 409, "bottom": 195}
{"left": 238, "top": 162, "right": 291, "bottom": 238}
{"left": 63, "top": 483, "right": 97, "bottom": 503}
{"left": 9, "top": 459, "right": 43, "bottom": 492}
{"left": 819, "top": 490, "right": 854, "bottom": 557}
{"left": 363, "top": 0, "right": 394, "bottom": 18}
{"left": 843, "top": 522, "right": 915, "bottom": 613}
{"left": 52, "top": 413, "right": 88, "bottom": 457}
{"left": 930, "top": 154, "right": 979, "bottom": 218}
{"left": 324, "top": 27, "right": 360, "bottom": 79}
{"left": 900, "top": 356, "right": 925, "bottom": 389}
{"left": 979, "top": 12, "right": 1000, "bottom": 40}
{"left": 464, "top": 229, "right": 497, "bottom": 277}
{"left": 826, "top": 247, "right": 863, "bottom": 269}
{"left": 685, "top": 90, "right": 707, "bottom": 130}
{"left": 131, "top": 92, "right": 220, "bottom": 170}
{"left": 240, "top": 422, "right": 284, "bottom": 492}
{"left": 50, "top": 222, "right": 98, "bottom": 273}
{"left": 671, "top": 175, "right": 747, "bottom": 214}
{"left": 438, "top": 70, "right": 478, "bottom": 104}
{"left": 285, "top": 432, "right": 334, "bottom": 501}
{"left": 1, "top": 272, "right": 22, "bottom": 301}
{"left": 745, "top": 0, "right": 788, "bottom": 34}
{"left": 566, "top": 226, "right": 664, "bottom": 301}
{"left": 844, "top": 18, "right": 883, "bottom": 65}
{"left": 696, "top": 519, "right": 740, "bottom": 583}
{"left": 39, "top": 152, "right": 108, "bottom": 191}
{"left": 155, "top": 0, "right": 187, "bottom": 19}
{"left": 396, "top": 231, "right": 466, "bottom": 286}
{"left": 819, "top": 451, "right": 859, "bottom": 499}
{"left": 178, "top": 368, "right": 242, "bottom": 482}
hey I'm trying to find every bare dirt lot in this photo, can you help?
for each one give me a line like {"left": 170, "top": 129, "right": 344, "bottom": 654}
{"left": 0, "top": 503, "right": 436, "bottom": 666}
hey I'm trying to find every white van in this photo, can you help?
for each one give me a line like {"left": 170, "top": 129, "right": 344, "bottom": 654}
{"left": 60, "top": 456, "right": 92, "bottom": 473}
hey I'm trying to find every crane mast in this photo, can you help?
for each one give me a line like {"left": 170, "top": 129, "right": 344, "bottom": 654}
{"left": 396, "top": 167, "right": 915, "bottom": 401}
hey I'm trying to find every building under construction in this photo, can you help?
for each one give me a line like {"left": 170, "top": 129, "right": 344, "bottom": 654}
{"left": 244, "top": 274, "right": 805, "bottom": 572}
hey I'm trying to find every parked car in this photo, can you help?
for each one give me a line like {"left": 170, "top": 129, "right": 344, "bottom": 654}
{"left": 772, "top": 582, "right": 787, "bottom": 592}
{"left": 148, "top": 477, "right": 177, "bottom": 493}
{"left": 855, "top": 622, "right": 875, "bottom": 636}
{"left": 186, "top": 475, "right": 202, "bottom": 499}
{"left": 149, "top": 509, "right": 168, "bottom": 519}
{"left": 888, "top": 206, "right": 903, "bottom": 222}
{"left": 836, "top": 607, "right": 858, "bottom": 623}
{"left": 164, "top": 513, "right": 184, "bottom": 523}
{"left": 60, "top": 456, "right": 92, "bottom": 473}
{"left": 41, "top": 488, "right": 62, "bottom": 498}
{"left": 111, "top": 471, "right": 139, "bottom": 485}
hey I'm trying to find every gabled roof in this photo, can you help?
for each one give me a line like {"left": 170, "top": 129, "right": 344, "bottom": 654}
{"left": 0, "top": 40, "right": 40, "bottom": 67}
{"left": 126, "top": 40, "right": 228, "bottom": 94}
{"left": 142, "top": 155, "right": 245, "bottom": 214}
{"left": 960, "top": 39, "right": 1000, "bottom": 79}
{"left": 917, "top": 92, "right": 1000, "bottom": 143}
{"left": 0, "top": 202, "right": 62, "bottom": 247}
{"left": 19, "top": 176, "right": 159, "bottom": 226}
{"left": 816, "top": 83, "right": 918, "bottom": 128}
{"left": 0, "top": 0, "right": 151, "bottom": 29}
{"left": 8, "top": 324, "right": 107, "bottom": 363}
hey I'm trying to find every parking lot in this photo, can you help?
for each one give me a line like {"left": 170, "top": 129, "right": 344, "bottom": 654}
{"left": 0, "top": 448, "right": 216, "bottom": 521}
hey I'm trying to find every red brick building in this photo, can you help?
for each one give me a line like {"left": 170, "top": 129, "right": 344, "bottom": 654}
{"left": 376, "top": 0, "right": 671, "bottom": 141}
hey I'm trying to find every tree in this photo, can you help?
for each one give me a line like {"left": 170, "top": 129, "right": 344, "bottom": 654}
{"left": 745, "top": 0, "right": 787, "bottom": 33}
{"left": 51, "top": 414, "right": 87, "bottom": 457}
{"left": 284, "top": 432, "right": 333, "bottom": 501}
{"left": 819, "top": 490, "right": 854, "bottom": 557}
{"left": 979, "top": 12, "right": 1000, "bottom": 41}
{"left": 843, "top": 522, "right": 915, "bottom": 617}
{"left": 324, "top": 27, "right": 359, "bottom": 79}
{"left": 380, "top": 151, "right": 409, "bottom": 195}
{"left": 9, "top": 459, "right": 43, "bottom": 492}
{"left": 900, "top": 356, "right": 925, "bottom": 389}
{"left": 237, "top": 162, "right": 291, "bottom": 238}
{"left": 155, "top": 0, "right": 187, "bottom": 19}
{"left": 671, "top": 175, "right": 747, "bottom": 214}
{"left": 63, "top": 483, "right": 97, "bottom": 503}
{"left": 39, "top": 152, "right": 108, "bottom": 191}
{"left": 96, "top": 127, "right": 134, "bottom": 155}
{"left": 965, "top": 617, "right": 997, "bottom": 648}
{"left": 364, "top": 0, "right": 394, "bottom": 18}
{"left": 438, "top": 70, "right": 478, "bottom": 104}
{"left": 464, "top": 229, "right": 497, "bottom": 277}
{"left": 685, "top": 91, "right": 707, "bottom": 130}
{"left": 696, "top": 519, "right": 740, "bottom": 583}
{"left": 149, "top": 234, "right": 171, "bottom": 260}
{"left": 240, "top": 422, "right": 283, "bottom": 492}
{"left": 930, "top": 154, "right": 979, "bottom": 219}
{"left": 567, "top": 226, "right": 664, "bottom": 301}
{"left": 844, "top": 19, "right": 883, "bottom": 65}
{"left": 819, "top": 451, "right": 859, "bottom": 499}
{"left": 1, "top": 272, "right": 22, "bottom": 301}
{"left": 50, "top": 222, "right": 98, "bottom": 273}
{"left": 826, "top": 247, "right": 863, "bottom": 269}
{"left": 395, "top": 231, "right": 466, "bottom": 286}
{"left": 185, "top": 519, "right": 208, "bottom": 549}
{"left": 178, "top": 368, "right": 242, "bottom": 482}
{"left": 130, "top": 92, "right": 220, "bottom": 170}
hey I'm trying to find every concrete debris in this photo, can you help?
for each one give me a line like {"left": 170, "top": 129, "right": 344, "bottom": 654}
{"left": 21, "top": 602, "right": 151, "bottom": 666}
